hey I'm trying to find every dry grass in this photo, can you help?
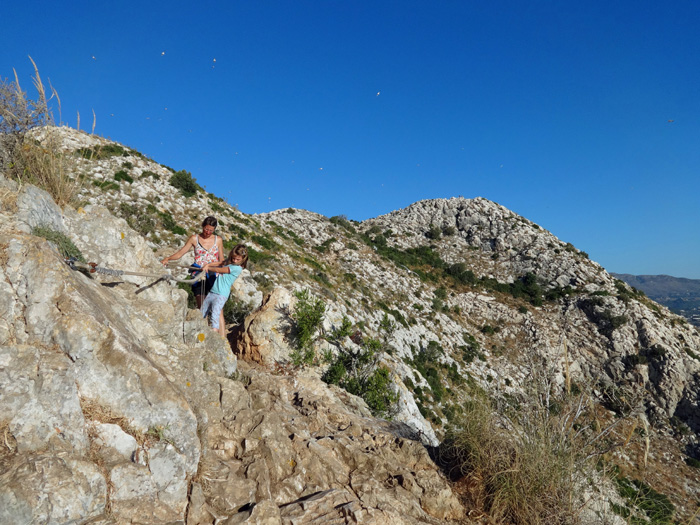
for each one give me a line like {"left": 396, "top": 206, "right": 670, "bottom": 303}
{"left": 1, "top": 58, "right": 83, "bottom": 207}
{"left": 0, "top": 185, "right": 18, "bottom": 212}
{"left": 79, "top": 397, "right": 147, "bottom": 446}
{"left": 437, "top": 362, "right": 634, "bottom": 525}
{"left": 80, "top": 397, "right": 172, "bottom": 450}
{"left": 0, "top": 420, "right": 18, "bottom": 459}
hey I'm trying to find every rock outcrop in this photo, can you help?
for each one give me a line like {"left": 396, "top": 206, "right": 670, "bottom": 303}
{"left": 0, "top": 174, "right": 463, "bottom": 523}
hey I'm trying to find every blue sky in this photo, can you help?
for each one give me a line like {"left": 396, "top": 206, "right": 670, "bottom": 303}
{"left": 3, "top": 1, "right": 700, "bottom": 278}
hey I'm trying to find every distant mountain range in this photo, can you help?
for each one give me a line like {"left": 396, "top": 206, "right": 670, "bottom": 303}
{"left": 612, "top": 273, "right": 700, "bottom": 326}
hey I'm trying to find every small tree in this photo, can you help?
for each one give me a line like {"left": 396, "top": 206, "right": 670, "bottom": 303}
{"left": 169, "top": 169, "right": 201, "bottom": 197}
{"left": 290, "top": 289, "right": 325, "bottom": 366}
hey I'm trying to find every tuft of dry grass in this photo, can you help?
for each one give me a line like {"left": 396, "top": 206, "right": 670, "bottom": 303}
{"left": 0, "top": 420, "right": 18, "bottom": 459}
{"left": 437, "top": 361, "right": 634, "bottom": 525}
{"left": 79, "top": 397, "right": 147, "bottom": 446}
{"left": 1, "top": 58, "right": 84, "bottom": 207}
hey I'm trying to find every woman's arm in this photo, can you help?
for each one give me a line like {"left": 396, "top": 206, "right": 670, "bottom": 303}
{"left": 161, "top": 235, "right": 195, "bottom": 265}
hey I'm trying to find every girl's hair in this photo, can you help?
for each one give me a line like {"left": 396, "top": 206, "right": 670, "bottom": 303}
{"left": 202, "top": 216, "right": 218, "bottom": 228}
{"left": 225, "top": 244, "right": 248, "bottom": 269}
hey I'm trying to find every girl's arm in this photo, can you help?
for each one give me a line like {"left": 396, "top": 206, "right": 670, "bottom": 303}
{"left": 202, "top": 263, "right": 230, "bottom": 275}
{"left": 161, "top": 235, "right": 195, "bottom": 265}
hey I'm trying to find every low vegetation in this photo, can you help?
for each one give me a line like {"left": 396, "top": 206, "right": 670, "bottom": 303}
{"left": 436, "top": 362, "right": 641, "bottom": 525}
{"left": 289, "top": 289, "right": 326, "bottom": 366}
{"left": 32, "top": 225, "right": 84, "bottom": 261}
{"left": 169, "top": 169, "right": 201, "bottom": 197}
{"left": 323, "top": 336, "right": 399, "bottom": 418}
{"left": 1, "top": 60, "right": 83, "bottom": 206}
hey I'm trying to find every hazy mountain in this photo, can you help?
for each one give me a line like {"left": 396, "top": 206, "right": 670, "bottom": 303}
{"left": 613, "top": 273, "right": 700, "bottom": 326}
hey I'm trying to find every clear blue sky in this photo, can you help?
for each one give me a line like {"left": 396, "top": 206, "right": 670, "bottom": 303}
{"left": 3, "top": 1, "right": 700, "bottom": 278}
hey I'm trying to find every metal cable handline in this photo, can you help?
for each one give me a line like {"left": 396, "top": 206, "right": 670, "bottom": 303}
{"left": 64, "top": 258, "right": 206, "bottom": 284}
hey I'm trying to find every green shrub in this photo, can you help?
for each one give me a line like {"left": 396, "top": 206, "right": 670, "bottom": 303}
{"left": 290, "top": 289, "right": 325, "bottom": 365}
{"left": 93, "top": 180, "right": 120, "bottom": 191}
{"left": 251, "top": 234, "right": 277, "bottom": 250}
{"left": 169, "top": 170, "right": 201, "bottom": 197}
{"left": 331, "top": 316, "right": 353, "bottom": 340}
{"left": 614, "top": 476, "right": 674, "bottom": 523}
{"left": 330, "top": 215, "right": 357, "bottom": 233}
{"left": 76, "top": 143, "right": 127, "bottom": 160}
{"left": 685, "top": 457, "right": 700, "bottom": 469}
{"left": 158, "top": 211, "right": 187, "bottom": 235}
{"left": 119, "top": 203, "right": 156, "bottom": 235}
{"left": 480, "top": 324, "right": 497, "bottom": 335}
{"left": 114, "top": 170, "right": 134, "bottom": 184}
{"left": 313, "top": 237, "right": 337, "bottom": 254}
{"left": 223, "top": 296, "right": 253, "bottom": 326}
{"left": 322, "top": 338, "right": 398, "bottom": 417}
{"left": 426, "top": 224, "right": 442, "bottom": 239}
{"left": 141, "top": 170, "right": 160, "bottom": 180}
{"left": 177, "top": 282, "right": 197, "bottom": 309}
{"left": 32, "top": 225, "right": 84, "bottom": 261}
{"left": 247, "top": 247, "right": 274, "bottom": 265}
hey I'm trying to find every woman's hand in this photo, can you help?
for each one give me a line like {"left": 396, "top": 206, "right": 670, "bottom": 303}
{"left": 160, "top": 256, "right": 170, "bottom": 266}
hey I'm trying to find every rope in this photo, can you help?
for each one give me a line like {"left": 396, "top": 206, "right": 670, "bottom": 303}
{"left": 65, "top": 258, "right": 205, "bottom": 284}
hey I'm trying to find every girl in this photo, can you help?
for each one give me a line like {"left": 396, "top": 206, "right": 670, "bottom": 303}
{"left": 161, "top": 216, "right": 226, "bottom": 327}
{"left": 201, "top": 244, "right": 249, "bottom": 337}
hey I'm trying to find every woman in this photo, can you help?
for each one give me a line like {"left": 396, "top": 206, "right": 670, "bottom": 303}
{"left": 161, "top": 216, "right": 226, "bottom": 327}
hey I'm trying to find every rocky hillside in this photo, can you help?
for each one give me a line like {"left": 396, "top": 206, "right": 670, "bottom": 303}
{"left": 2, "top": 126, "right": 700, "bottom": 523}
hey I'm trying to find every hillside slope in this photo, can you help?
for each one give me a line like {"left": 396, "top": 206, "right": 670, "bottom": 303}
{"left": 2, "top": 126, "right": 700, "bottom": 523}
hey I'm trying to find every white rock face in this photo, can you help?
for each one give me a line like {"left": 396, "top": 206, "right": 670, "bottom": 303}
{"left": 0, "top": 170, "right": 466, "bottom": 523}
{"left": 92, "top": 422, "right": 139, "bottom": 463}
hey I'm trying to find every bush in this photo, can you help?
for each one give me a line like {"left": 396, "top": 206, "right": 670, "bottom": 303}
{"left": 330, "top": 215, "right": 356, "bottom": 233}
{"left": 322, "top": 338, "right": 399, "bottom": 417}
{"left": 614, "top": 476, "right": 674, "bottom": 523}
{"left": 426, "top": 224, "right": 442, "bottom": 239}
{"left": 247, "top": 247, "right": 274, "bottom": 265}
{"left": 331, "top": 316, "right": 353, "bottom": 340}
{"left": 119, "top": 203, "right": 156, "bottom": 236}
{"left": 0, "top": 66, "right": 49, "bottom": 173}
{"left": 223, "top": 297, "right": 253, "bottom": 326}
{"left": 76, "top": 143, "right": 127, "bottom": 160}
{"left": 114, "top": 170, "right": 133, "bottom": 184}
{"left": 158, "top": 211, "right": 186, "bottom": 235}
{"left": 169, "top": 170, "right": 201, "bottom": 197}
{"left": 141, "top": 170, "right": 160, "bottom": 180}
{"left": 32, "top": 225, "right": 84, "bottom": 261}
{"left": 251, "top": 234, "right": 277, "bottom": 250}
{"left": 290, "top": 289, "right": 325, "bottom": 365}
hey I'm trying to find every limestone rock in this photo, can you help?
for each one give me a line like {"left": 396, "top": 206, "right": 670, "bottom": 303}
{"left": 0, "top": 454, "right": 107, "bottom": 524}
{"left": 234, "top": 287, "right": 294, "bottom": 365}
